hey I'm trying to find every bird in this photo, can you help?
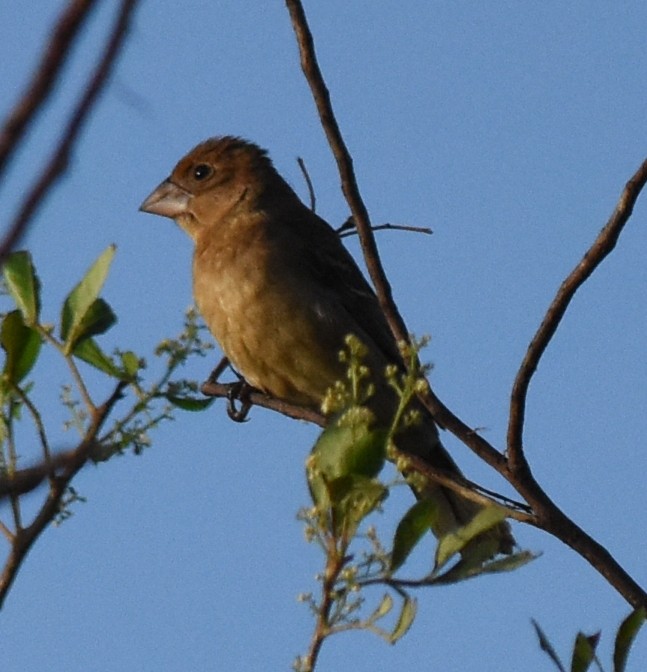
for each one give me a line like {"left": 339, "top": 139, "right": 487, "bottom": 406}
{"left": 140, "top": 136, "right": 514, "bottom": 559}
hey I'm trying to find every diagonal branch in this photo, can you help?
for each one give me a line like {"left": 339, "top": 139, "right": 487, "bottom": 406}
{"left": 285, "top": 0, "right": 410, "bottom": 347}
{"left": 0, "top": 0, "right": 140, "bottom": 265}
{"left": 0, "top": 0, "right": 99, "bottom": 179}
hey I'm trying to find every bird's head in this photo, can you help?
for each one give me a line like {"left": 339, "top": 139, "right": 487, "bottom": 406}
{"left": 139, "top": 136, "right": 281, "bottom": 240}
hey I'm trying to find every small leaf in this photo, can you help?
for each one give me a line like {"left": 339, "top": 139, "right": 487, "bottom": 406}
{"left": 435, "top": 506, "right": 507, "bottom": 570}
{"left": 313, "top": 419, "right": 386, "bottom": 481}
{"left": 2, "top": 251, "right": 41, "bottom": 323}
{"left": 367, "top": 594, "right": 393, "bottom": 624}
{"left": 571, "top": 631, "right": 599, "bottom": 672}
{"left": 73, "top": 338, "right": 123, "bottom": 378}
{"left": 390, "top": 499, "right": 438, "bottom": 573}
{"left": 390, "top": 595, "right": 417, "bottom": 644}
{"left": 120, "top": 351, "right": 141, "bottom": 377}
{"left": 61, "top": 245, "right": 116, "bottom": 353}
{"left": 1, "top": 310, "right": 41, "bottom": 384}
{"left": 165, "top": 394, "right": 214, "bottom": 411}
{"left": 614, "top": 607, "right": 646, "bottom": 672}
{"left": 532, "top": 620, "right": 567, "bottom": 672}
{"left": 475, "top": 550, "right": 537, "bottom": 575}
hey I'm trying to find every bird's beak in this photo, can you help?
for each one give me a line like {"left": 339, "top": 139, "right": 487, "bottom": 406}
{"left": 139, "top": 179, "right": 191, "bottom": 219}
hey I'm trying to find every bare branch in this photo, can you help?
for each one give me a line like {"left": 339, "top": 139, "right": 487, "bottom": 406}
{"left": 297, "top": 157, "right": 316, "bottom": 212}
{"left": 507, "top": 156, "right": 647, "bottom": 472}
{"left": 402, "top": 453, "right": 535, "bottom": 524}
{"left": 0, "top": 0, "right": 140, "bottom": 265}
{"left": 200, "top": 379, "right": 325, "bottom": 427}
{"left": 0, "top": 0, "right": 99, "bottom": 179}
{"left": 285, "top": 0, "right": 410, "bottom": 347}
{"left": 337, "top": 220, "right": 433, "bottom": 238}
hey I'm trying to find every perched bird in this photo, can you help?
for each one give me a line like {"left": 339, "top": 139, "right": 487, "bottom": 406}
{"left": 140, "top": 136, "right": 513, "bottom": 558}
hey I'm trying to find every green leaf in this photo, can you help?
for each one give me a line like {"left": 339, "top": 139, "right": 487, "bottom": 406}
{"left": 434, "top": 506, "right": 507, "bottom": 571}
{"left": 72, "top": 297, "right": 117, "bottom": 345}
{"left": 312, "top": 417, "right": 386, "bottom": 481}
{"left": 389, "top": 595, "right": 417, "bottom": 644}
{"left": 367, "top": 594, "right": 393, "bottom": 624}
{"left": 1, "top": 310, "right": 41, "bottom": 384}
{"left": 61, "top": 245, "right": 116, "bottom": 353}
{"left": 165, "top": 394, "right": 214, "bottom": 411}
{"left": 430, "top": 548, "right": 537, "bottom": 585}
{"left": 2, "top": 251, "right": 41, "bottom": 324}
{"left": 308, "top": 408, "right": 387, "bottom": 515}
{"left": 390, "top": 499, "right": 438, "bottom": 573}
{"left": 73, "top": 338, "right": 123, "bottom": 378}
{"left": 532, "top": 620, "right": 566, "bottom": 672}
{"left": 570, "top": 631, "right": 599, "bottom": 672}
{"left": 474, "top": 550, "right": 537, "bottom": 575}
{"left": 120, "top": 351, "right": 141, "bottom": 377}
{"left": 614, "top": 608, "right": 646, "bottom": 672}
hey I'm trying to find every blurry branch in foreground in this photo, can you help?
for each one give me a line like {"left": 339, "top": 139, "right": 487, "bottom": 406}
{"left": 0, "top": 0, "right": 140, "bottom": 265}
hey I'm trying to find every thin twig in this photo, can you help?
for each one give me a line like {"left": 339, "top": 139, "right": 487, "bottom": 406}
{"left": 0, "top": 520, "right": 13, "bottom": 543}
{"left": 0, "top": 381, "right": 127, "bottom": 609}
{"left": 401, "top": 453, "right": 534, "bottom": 524}
{"left": 0, "top": 0, "right": 140, "bottom": 265}
{"left": 11, "top": 383, "right": 52, "bottom": 462}
{"left": 338, "top": 222, "right": 433, "bottom": 238}
{"left": 0, "top": 0, "right": 99, "bottom": 179}
{"left": 297, "top": 157, "right": 316, "bottom": 212}
{"left": 507, "top": 156, "right": 647, "bottom": 472}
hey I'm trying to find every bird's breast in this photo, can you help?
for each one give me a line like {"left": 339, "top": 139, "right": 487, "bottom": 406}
{"left": 192, "top": 237, "right": 342, "bottom": 408}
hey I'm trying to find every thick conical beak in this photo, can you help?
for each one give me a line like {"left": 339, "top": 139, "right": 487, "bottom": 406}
{"left": 139, "top": 179, "right": 191, "bottom": 219}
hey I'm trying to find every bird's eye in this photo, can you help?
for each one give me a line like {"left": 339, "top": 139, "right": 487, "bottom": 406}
{"left": 193, "top": 164, "right": 213, "bottom": 181}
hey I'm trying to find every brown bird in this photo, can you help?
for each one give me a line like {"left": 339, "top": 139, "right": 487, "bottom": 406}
{"left": 140, "top": 136, "right": 513, "bottom": 558}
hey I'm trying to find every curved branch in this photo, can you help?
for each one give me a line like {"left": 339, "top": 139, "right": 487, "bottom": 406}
{"left": 507, "top": 156, "right": 647, "bottom": 472}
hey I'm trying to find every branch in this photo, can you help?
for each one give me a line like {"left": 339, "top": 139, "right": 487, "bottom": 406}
{"left": 297, "top": 156, "right": 316, "bottom": 212}
{"left": 507, "top": 156, "right": 647, "bottom": 472}
{"left": 285, "top": 0, "right": 647, "bottom": 614}
{"left": 402, "top": 453, "right": 534, "bottom": 524}
{"left": 0, "top": 450, "right": 77, "bottom": 499}
{"left": 200, "top": 379, "right": 325, "bottom": 426}
{"left": 0, "top": 381, "right": 127, "bottom": 609}
{"left": 0, "top": 0, "right": 140, "bottom": 265}
{"left": 285, "top": 0, "right": 410, "bottom": 347}
{"left": 337, "top": 220, "right": 433, "bottom": 238}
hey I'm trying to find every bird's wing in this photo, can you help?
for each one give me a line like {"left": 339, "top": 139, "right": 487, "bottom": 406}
{"left": 288, "top": 205, "right": 404, "bottom": 366}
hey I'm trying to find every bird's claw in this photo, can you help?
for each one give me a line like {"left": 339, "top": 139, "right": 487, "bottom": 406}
{"left": 226, "top": 380, "right": 252, "bottom": 422}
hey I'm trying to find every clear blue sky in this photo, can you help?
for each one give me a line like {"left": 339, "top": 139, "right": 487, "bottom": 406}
{"left": 1, "top": 2, "right": 646, "bottom": 670}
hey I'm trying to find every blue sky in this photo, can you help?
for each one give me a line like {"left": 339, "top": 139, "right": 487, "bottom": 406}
{"left": 1, "top": 2, "right": 646, "bottom": 670}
